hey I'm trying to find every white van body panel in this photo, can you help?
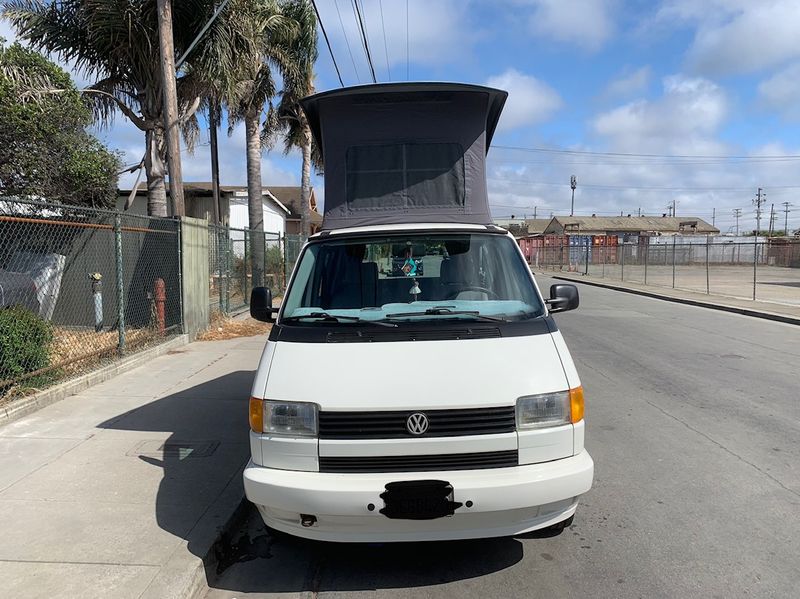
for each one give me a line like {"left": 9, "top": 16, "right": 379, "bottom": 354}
{"left": 258, "top": 335, "right": 570, "bottom": 410}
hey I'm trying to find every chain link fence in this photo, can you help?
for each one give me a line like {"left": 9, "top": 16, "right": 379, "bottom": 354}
{"left": 533, "top": 236, "right": 800, "bottom": 305}
{"left": 208, "top": 226, "right": 305, "bottom": 316}
{"left": 0, "top": 198, "right": 182, "bottom": 401}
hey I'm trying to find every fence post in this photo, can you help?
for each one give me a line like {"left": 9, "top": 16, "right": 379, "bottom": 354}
{"left": 216, "top": 228, "right": 224, "bottom": 313}
{"left": 753, "top": 238, "right": 758, "bottom": 301}
{"left": 114, "top": 214, "right": 126, "bottom": 355}
{"left": 243, "top": 229, "right": 249, "bottom": 303}
{"left": 620, "top": 243, "right": 625, "bottom": 281}
{"left": 282, "top": 234, "right": 288, "bottom": 290}
{"left": 672, "top": 236, "right": 676, "bottom": 288}
{"left": 644, "top": 239, "right": 649, "bottom": 285}
{"left": 585, "top": 239, "right": 589, "bottom": 275}
{"left": 705, "top": 235, "right": 710, "bottom": 294}
{"left": 225, "top": 226, "right": 232, "bottom": 313}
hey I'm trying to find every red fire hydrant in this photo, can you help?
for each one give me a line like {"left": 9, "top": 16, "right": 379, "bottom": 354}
{"left": 154, "top": 278, "right": 166, "bottom": 335}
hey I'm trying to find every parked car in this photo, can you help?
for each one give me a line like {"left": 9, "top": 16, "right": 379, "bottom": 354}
{"left": 243, "top": 83, "right": 593, "bottom": 542}
{"left": 0, "top": 251, "right": 65, "bottom": 319}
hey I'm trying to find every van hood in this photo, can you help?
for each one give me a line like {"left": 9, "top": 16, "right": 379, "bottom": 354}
{"left": 258, "top": 334, "right": 570, "bottom": 411}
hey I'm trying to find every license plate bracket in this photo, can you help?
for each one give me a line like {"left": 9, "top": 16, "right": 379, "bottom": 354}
{"left": 379, "top": 480, "right": 462, "bottom": 520}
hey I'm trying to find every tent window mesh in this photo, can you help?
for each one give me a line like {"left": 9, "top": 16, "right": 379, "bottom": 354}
{"left": 345, "top": 143, "right": 465, "bottom": 211}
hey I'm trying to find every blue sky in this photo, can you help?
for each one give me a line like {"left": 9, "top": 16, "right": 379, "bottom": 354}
{"left": 4, "top": 1, "right": 800, "bottom": 233}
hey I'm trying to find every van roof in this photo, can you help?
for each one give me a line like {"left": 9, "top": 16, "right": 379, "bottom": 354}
{"left": 300, "top": 83, "right": 508, "bottom": 231}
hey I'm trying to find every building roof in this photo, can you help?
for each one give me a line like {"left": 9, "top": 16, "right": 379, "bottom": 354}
{"left": 118, "top": 182, "right": 322, "bottom": 225}
{"left": 265, "top": 186, "right": 322, "bottom": 224}
{"left": 494, "top": 218, "right": 552, "bottom": 237}
{"left": 544, "top": 215, "right": 719, "bottom": 234}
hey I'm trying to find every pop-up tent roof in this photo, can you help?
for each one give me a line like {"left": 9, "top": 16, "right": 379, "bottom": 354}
{"left": 300, "top": 83, "right": 507, "bottom": 230}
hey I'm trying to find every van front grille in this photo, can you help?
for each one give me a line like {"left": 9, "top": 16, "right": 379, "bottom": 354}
{"left": 318, "top": 406, "right": 516, "bottom": 439}
{"left": 318, "top": 450, "right": 519, "bottom": 473}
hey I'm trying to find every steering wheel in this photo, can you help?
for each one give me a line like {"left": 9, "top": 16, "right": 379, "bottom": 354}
{"left": 446, "top": 285, "right": 500, "bottom": 300}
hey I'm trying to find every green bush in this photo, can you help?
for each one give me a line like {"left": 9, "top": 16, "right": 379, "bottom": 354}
{"left": 0, "top": 307, "right": 53, "bottom": 386}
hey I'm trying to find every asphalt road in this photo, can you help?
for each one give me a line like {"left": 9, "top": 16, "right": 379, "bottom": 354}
{"left": 205, "top": 276, "right": 800, "bottom": 598}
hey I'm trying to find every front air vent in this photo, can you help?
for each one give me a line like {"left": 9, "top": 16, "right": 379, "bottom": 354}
{"left": 326, "top": 326, "right": 501, "bottom": 343}
{"left": 319, "top": 450, "right": 519, "bottom": 473}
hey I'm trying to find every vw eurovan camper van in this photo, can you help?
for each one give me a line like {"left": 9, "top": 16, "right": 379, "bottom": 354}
{"left": 245, "top": 83, "right": 593, "bottom": 542}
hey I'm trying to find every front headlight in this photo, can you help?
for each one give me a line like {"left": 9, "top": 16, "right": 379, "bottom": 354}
{"left": 516, "top": 390, "right": 576, "bottom": 429}
{"left": 250, "top": 398, "right": 318, "bottom": 437}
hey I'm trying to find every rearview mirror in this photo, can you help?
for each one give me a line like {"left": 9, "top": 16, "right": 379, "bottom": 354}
{"left": 250, "top": 287, "right": 275, "bottom": 322}
{"left": 546, "top": 284, "right": 579, "bottom": 313}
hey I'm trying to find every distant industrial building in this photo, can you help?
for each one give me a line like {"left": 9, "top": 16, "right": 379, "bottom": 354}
{"left": 542, "top": 215, "right": 719, "bottom": 238}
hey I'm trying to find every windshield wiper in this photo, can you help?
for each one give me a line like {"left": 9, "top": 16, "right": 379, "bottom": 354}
{"left": 384, "top": 306, "right": 507, "bottom": 322}
{"left": 281, "top": 312, "right": 397, "bottom": 327}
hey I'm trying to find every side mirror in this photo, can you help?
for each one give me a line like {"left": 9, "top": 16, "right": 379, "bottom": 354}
{"left": 546, "top": 284, "right": 579, "bottom": 313}
{"left": 250, "top": 287, "right": 275, "bottom": 322}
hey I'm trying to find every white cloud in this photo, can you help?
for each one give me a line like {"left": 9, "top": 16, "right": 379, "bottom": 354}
{"left": 656, "top": 1, "right": 800, "bottom": 75}
{"left": 523, "top": 0, "right": 616, "bottom": 52}
{"left": 758, "top": 63, "right": 800, "bottom": 121}
{"left": 592, "top": 75, "right": 727, "bottom": 153}
{"left": 601, "top": 66, "right": 651, "bottom": 100}
{"left": 485, "top": 68, "right": 562, "bottom": 131}
{"left": 484, "top": 75, "right": 800, "bottom": 230}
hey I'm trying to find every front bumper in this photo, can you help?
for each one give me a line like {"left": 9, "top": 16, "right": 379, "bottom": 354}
{"left": 243, "top": 450, "right": 594, "bottom": 542}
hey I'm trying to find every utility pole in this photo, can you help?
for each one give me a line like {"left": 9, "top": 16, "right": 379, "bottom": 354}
{"left": 672, "top": 198, "right": 677, "bottom": 218}
{"left": 533, "top": 206, "right": 537, "bottom": 219}
{"left": 712, "top": 207, "right": 715, "bottom": 227}
{"left": 733, "top": 208, "right": 742, "bottom": 236}
{"left": 768, "top": 203, "right": 775, "bottom": 236}
{"left": 157, "top": 0, "right": 185, "bottom": 216}
{"left": 782, "top": 202, "right": 792, "bottom": 235}
{"left": 209, "top": 102, "right": 221, "bottom": 224}
{"left": 753, "top": 187, "right": 765, "bottom": 237}
{"left": 666, "top": 203, "right": 673, "bottom": 217}
{"left": 570, "top": 175, "right": 577, "bottom": 217}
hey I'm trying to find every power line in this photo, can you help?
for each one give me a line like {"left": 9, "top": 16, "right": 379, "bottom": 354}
{"left": 334, "top": 0, "right": 361, "bottom": 83}
{"left": 486, "top": 176, "right": 800, "bottom": 192}
{"left": 311, "top": 0, "right": 344, "bottom": 87}
{"left": 352, "top": 0, "right": 377, "bottom": 83}
{"left": 494, "top": 145, "right": 800, "bottom": 161}
{"left": 378, "top": 0, "right": 391, "bottom": 81}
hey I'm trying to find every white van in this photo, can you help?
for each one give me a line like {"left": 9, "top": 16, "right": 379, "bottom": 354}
{"left": 244, "top": 83, "right": 593, "bottom": 542}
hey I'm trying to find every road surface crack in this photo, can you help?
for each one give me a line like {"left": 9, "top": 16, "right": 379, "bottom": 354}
{"left": 644, "top": 399, "right": 800, "bottom": 499}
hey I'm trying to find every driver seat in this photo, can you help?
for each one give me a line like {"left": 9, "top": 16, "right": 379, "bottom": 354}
{"left": 439, "top": 253, "right": 488, "bottom": 301}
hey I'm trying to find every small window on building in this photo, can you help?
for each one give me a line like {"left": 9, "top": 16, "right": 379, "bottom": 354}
{"left": 345, "top": 143, "right": 465, "bottom": 211}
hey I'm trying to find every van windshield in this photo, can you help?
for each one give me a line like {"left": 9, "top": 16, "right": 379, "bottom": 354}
{"left": 281, "top": 233, "right": 545, "bottom": 324}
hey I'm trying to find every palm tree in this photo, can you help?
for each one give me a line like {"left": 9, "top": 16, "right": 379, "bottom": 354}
{"left": 197, "top": 0, "right": 315, "bottom": 287}
{"left": 265, "top": 79, "right": 321, "bottom": 239}
{"left": 1, "top": 0, "right": 211, "bottom": 216}
{"left": 264, "top": 0, "right": 318, "bottom": 240}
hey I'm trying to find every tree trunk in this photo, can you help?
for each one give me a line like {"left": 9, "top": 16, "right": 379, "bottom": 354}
{"left": 145, "top": 128, "right": 168, "bottom": 217}
{"left": 300, "top": 123, "right": 312, "bottom": 240}
{"left": 245, "top": 110, "right": 265, "bottom": 288}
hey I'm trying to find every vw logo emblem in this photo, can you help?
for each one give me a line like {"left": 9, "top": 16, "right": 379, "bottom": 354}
{"left": 406, "top": 412, "right": 429, "bottom": 435}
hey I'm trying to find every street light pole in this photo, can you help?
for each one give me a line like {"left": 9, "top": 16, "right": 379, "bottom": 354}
{"left": 570, "top": 175, "right": 577, "bottom": 217}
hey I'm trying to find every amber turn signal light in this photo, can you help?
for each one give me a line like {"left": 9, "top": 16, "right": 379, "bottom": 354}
{"left": 570, "top": 386, "right": 584, "bottom": 423}
{"left": 249, "top": 397, "right": 263, "bottom": 433}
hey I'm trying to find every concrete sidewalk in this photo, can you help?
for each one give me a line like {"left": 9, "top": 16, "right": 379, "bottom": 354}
{"left": 0, "top": 333, "right": 266, "bottom": 599}
{"left": 543, "top": 271, "right": 800, "bottom": 325}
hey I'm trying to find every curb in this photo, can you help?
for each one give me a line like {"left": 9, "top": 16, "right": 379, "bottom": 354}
{"left": 549, "top": 274, "right": 800, "bottom": 326}
{"left": 139, "top": 464, "right": 250, "bottom": 599}
{"left": 0, "top": 334, "right": 191, "bottom": 426}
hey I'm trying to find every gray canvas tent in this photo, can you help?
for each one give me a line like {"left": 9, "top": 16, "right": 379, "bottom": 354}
{"left": 300, "top": 83, "right": 507, "bottom": 230}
